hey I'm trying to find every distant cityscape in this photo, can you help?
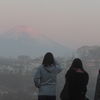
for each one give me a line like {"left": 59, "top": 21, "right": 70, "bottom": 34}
{"left": 0, "top": 45, "right": 100, "bottom": 100}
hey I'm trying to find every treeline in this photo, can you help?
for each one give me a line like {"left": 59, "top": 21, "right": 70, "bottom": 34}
{"left": 77, "top": 45, "right": 100, "bottom": 58}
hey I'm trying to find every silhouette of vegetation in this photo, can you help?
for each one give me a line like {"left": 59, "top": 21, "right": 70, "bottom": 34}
{"left": 77, "top": 46, "right": 100, "bottom": 58}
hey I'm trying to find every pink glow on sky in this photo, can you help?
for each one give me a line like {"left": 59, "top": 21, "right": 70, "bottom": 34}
{"left": 0, "top": 0, "right": 100, "bottom": 50}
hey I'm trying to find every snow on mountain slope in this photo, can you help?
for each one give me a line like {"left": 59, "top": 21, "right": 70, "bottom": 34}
{"left": 0, "top": 25, "right": 74, "bottom": 58}
{"left": 0, "top": 25, "right": 57, "bottom": 46}
{"left": 0, "top": 25, "right": 40, "bottom": 38}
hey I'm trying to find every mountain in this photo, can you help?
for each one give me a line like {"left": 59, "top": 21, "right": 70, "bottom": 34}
{"left": 0, "top": 25, "right": 74, "bottom": 58}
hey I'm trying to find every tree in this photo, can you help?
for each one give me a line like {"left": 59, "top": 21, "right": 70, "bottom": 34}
{"left": 77, "top": 46, "right": 90, "bottom": 58}
{"left": 89, "top": 47, "right": 100, "bottom": 58}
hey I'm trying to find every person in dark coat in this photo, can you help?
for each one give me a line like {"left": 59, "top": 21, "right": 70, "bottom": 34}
{"left": 65, "top": 58, "right": 89, "bottom": 100}
{"left": 94, "top": 69, "right": 100, "bottom": 100}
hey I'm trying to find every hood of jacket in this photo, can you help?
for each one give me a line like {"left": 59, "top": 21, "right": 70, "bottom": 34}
{"left": 44, "top": 65, "right": 55, "bottom": 73}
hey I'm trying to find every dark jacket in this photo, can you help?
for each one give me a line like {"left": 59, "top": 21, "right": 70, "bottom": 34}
{"left": 66, "top": 69, "right": 89, "bottom": 100}
{"left": 94, "top": 70, "right": 100, "bottom": 100}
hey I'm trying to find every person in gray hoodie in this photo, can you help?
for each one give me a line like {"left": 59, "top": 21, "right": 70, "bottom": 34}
{"left": 34, "top": 52, "right": 62, "bottom": 100}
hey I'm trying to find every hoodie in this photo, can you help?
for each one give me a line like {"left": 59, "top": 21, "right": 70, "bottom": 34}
{"left": 34, "top": 61, "right": 62, "bottom": 96}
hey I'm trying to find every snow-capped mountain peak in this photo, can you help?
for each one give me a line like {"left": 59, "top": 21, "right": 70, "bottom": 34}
{"left": 15, "top": 25, "right": 36, "bottom": 33}
{"left": 0, "top": 25, "right": 74, "bottom": 58}
{"left": 0, "top": 25, "right": 39, "bottom": 39}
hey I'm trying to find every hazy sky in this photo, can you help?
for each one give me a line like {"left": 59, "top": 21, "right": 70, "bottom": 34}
{"left": 0, "top": 0, "right": 100, "bottom": 50}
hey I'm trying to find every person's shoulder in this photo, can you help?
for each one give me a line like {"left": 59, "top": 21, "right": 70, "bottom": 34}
{"left": 37, "top": 65, "right": 43, "bottom": 69}
{"left": 99, "top": 69, "right": 100, "bottom": 74}
{"left": 97, "top": 69, "right": 100, "bottom": 77}
{"left": 83, "top": 71, "right": 89, "bottom": 77}
{"left": 67, "top": 69, "right": 75, "bottom": 74}
{"left": 84, "top": 71, "right": 88, "bottom": 74}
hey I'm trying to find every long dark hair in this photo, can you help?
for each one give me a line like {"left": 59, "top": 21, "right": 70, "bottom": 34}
{"left": 42, "top": 52, "right": 55, "bottom": 67}
{"left": 69, "top": 58, "right": 85, "bottom": 71}
{"left": 65, "top": 58, "right": 85, "bottom": 79}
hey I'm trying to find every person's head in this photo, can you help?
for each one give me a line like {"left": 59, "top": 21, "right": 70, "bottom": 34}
{"left": 65, "top": 58, "right": 85, "bottom": 78}
{"left": 42, "top": 52, "right": 55, "bottom": 67}
{"left": 70, "top": 58, "right": 84, "bottom": 70}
